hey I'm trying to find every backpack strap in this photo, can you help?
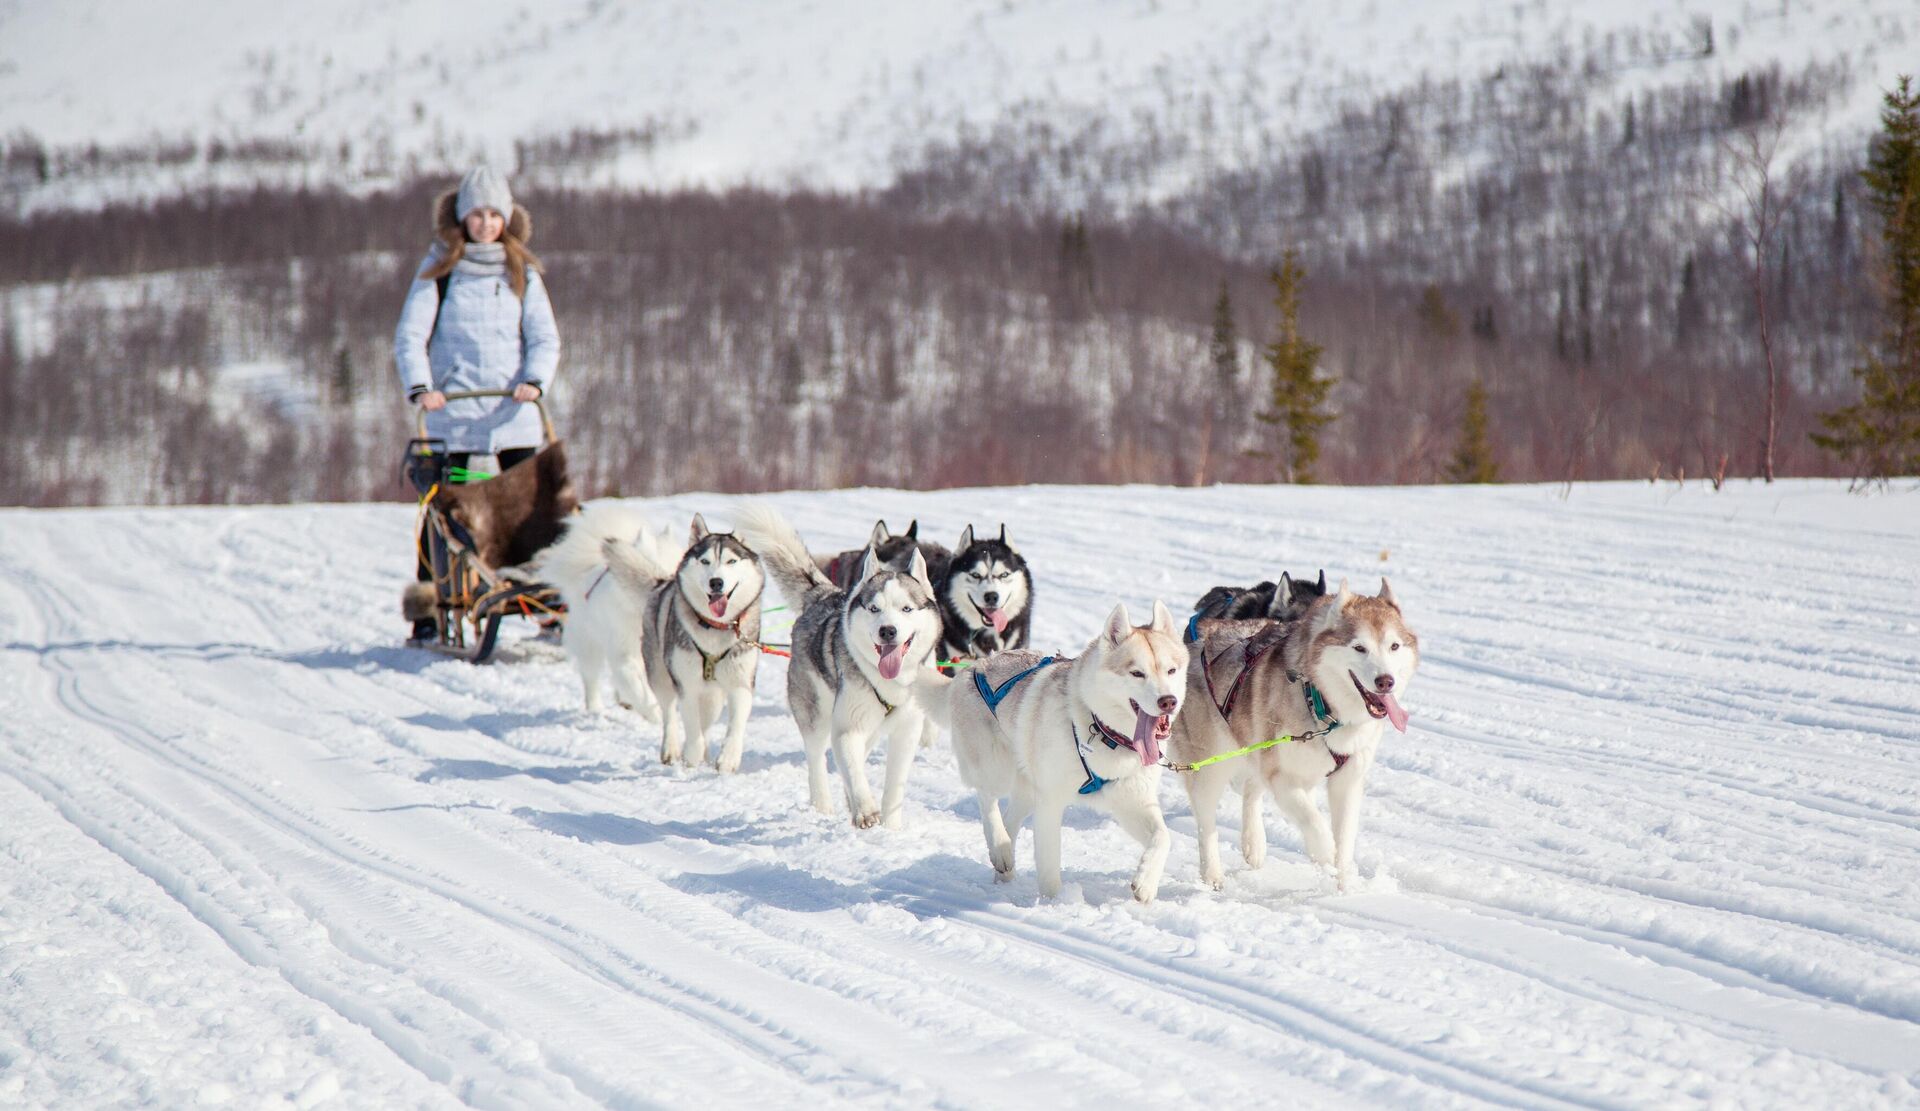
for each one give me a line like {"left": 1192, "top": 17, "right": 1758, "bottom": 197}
{"left": 428, "top": 273, "right": 451, "bottom": 342}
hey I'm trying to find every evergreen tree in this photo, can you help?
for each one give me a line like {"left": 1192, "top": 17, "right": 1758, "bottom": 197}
{"left": 1814, "top": 76, "right": 1920, "bottom": 479}
{"left": 1255, "top": 250, "right": 1335, "bottom": 483}
{"left": 1446, "top": 379, "right": 1500, "bottom": 483}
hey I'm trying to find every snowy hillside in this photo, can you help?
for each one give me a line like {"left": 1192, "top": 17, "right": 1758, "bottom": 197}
{"left": 3, "top": 0, "right": 1913, "bottom": 207}
{"left": 3, "top": 480, "right": 1918, "bottom": 1107}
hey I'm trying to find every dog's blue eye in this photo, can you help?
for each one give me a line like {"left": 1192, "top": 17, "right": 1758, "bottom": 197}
{"left": 869, "top": 605, "right": 880, "bottom": 614}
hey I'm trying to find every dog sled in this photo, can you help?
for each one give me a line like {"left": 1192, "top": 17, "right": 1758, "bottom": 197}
{"left": 401, "top": 389, "right": 579, "bottom": 662}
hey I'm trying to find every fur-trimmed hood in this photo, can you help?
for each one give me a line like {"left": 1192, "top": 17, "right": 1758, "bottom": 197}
{"left": 432, "top": 189, "right": 534, "bottom": 251}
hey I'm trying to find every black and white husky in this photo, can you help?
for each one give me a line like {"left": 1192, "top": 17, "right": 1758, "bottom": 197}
{"left": 937, "top": 525, "right": 1033, "bottom": 665}
{"left": 736, "top": 505, "right": 945, "bottom": 829}
{"left": 818, "top": 518, "right": 951, "bottom": 589}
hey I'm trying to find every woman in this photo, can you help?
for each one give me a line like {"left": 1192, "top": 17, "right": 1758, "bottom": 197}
{"left": 396, "top": 165, "right": 560, "bottom": 641}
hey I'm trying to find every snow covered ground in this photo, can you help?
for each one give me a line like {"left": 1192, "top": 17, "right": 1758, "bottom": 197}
{"left": 3, "top": 480, "right": 1919, "bottom": 1107}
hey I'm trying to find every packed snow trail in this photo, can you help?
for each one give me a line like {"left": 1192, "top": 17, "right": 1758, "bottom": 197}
{"left": 2, "top": 481, "right": 1918, "bottom": 1108}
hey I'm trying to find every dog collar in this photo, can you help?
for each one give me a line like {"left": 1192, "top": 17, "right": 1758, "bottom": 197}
{"left": 1087, "top": 714, "right": 1139, "bottom": 753}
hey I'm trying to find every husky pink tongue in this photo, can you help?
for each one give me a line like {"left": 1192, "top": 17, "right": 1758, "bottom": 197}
{"left": 985, "top": 607, "right": 1009, "bottom": 634}
{"left": 876, "top": 641, "right": 909, "bottom": 680}
{"left": 1131, "top": 708, "right": 1165, "bottom": 766}
{"left": 708, "top": 595, "right": 729, "bottom": 619}
{"left": 1382, "top": 691, "right": 1410, "bottom": 733}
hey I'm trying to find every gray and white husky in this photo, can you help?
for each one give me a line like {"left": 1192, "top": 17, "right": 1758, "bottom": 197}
{"left": 606, "top": 514, "right": 766, "bottom": 772}
{"left": 540, "top": 503, "right": 676, "bottom": 721}
{"left": 1167, "top": 578, "right": 1419, "bottom": 892}
{"left": 926, "top": 601, "right": 1190, "bottom": 902}
{"left": 734, "top": 505, "right": 945, "bottom": 829}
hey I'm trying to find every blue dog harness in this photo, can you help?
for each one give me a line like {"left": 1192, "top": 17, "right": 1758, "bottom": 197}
{"left": 972, "top": 655, "right": 1057, "bottom": 712}
{"left": 973, "top": 655, "right": 1103, "bottom": 794}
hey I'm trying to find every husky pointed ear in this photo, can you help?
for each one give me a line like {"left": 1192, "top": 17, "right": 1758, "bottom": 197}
{"left": 868, "top": 520, "right": 891, "bottom": 547}
{"left": 857, "top": 546, "right": 882, "bottom": 584}
{"left": 1102, "top": 603, "right": 1131, "bottom": 645}
{"left": 1272, "top": 574, "right": 1296, "bottom": 617}
{"left": 958, "top": 524, "right": 975, "bottom": 550}
{"left": 905, "top": 519, "right": 919, "bottom": 540}
{"left": 1316, "top": 569, "right": 1328, "bottom": 593}
{"left": 1150, "top": 599, "right": 1176, "bottom": 636}
{"left": 690, "top": 514, "right": 710, "bottom": 543}
{"left": 1379, "top": 576, "right": 1397, "bottom": 608}
{"left": 907, "top": 547, "right": 934, "bottom": 594}
{"left": 999, "top": 523, "right": 1017, "bottom": 553}
{"left": 1335, "top": 577, "right": 1353, "bottom": 609}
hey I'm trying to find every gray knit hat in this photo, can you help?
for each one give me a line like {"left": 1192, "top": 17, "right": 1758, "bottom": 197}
{"left": 455, "top": 165, "right": 513, "bottom": 222}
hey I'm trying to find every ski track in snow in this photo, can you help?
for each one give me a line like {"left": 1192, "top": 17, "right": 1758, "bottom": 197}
{"left": 2, "top": 481, "right": 1918, "bottom": 1108}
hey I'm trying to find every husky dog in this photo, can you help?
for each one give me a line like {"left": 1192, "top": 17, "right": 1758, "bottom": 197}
{"left": 539, "top": 503, "right": 677, "bottom": 720}
{"left": 1190, "top": 570, "right": 1327, "bottom": 635}
{"left": 601, "top": 514, "right": 766, "bottom": 772}
{"left": 937, "top": 524, "right": 1034, "bottom": 666}
{"left": 735, "top": 505, "right": 944, "bottom": 829}
{"left": 927, "top": 601, "right": 1189, "bottom": 902}
{"left": 1168, "top": 578, "right": 1418, "bottom": 892}
{"left": 818, "top": 519, "right": 952, "bottom": 592}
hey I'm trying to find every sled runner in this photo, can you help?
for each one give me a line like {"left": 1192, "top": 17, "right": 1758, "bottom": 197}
{"left": 401, "top": 389, "right": 578, "bottom": 662}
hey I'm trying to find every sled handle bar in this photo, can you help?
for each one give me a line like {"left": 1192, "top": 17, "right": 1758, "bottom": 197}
{"left": 414, "top": 388, "right": 557, "bottom": 445}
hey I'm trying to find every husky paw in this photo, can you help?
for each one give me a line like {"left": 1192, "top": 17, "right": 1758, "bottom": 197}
{"left": 714, "top": 750, "right": 741, "bottom": 775}
{"left": 810, "top": 795, "right": 835, "bottom": 816}
{"left": 989, "top": 839, "right": 1014, "bottom": 876}
{"left": 1201, "top": 864, "right": 1225, "bottom": 891}
{"left": 1335, "top": 864, "right": 1357, "bottom": 894}
{"left": 1132, "top": 877, "right": 1161, "bottom": 904}
{"left": 659, "top": 746, "right": 679, "bottom": 767}
{"left": 1241, "top": 831, "right": 1267, "bottom": 870}
{"left": 852, "top": 808, "right": 881, "bottom": 830}
{"left": 631, "top": 700, "right": 662, "bottom": 725}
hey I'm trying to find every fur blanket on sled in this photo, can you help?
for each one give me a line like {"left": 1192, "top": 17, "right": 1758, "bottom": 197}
{"left": 402, "top": 443, "right": 579, "bottom": 620}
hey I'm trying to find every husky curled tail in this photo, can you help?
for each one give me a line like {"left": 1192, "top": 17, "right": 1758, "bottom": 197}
{"left": 730, "top": 503, "right": 837, "bottom": 614}
{"left": 537, "top": 503, "right": 683, "bottom": 718}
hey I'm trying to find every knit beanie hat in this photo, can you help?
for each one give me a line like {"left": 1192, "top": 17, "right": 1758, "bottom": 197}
{"left": 455, "top": 165, "right": 513, "bottom": 222}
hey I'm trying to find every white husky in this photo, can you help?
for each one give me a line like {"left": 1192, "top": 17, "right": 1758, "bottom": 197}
{"left": 928, "top": 602, "right": 1190, "bottom": 902}
{"left": 1167, "top": 578, "right": 1419, "bottom": 892}
{"left": 539, "top": 503, "right": 677, "bottom": 720}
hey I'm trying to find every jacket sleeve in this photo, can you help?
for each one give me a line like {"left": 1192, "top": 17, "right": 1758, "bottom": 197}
{"left": 393, "top": 252, "right": 441, "bottom": 398}
{"left": 518, "top": 271, "right": 560, "bottom": 391}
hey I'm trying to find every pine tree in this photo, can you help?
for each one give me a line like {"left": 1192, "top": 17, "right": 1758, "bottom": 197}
{"left": 1814, "top": 76, "right": 1920, "bottom": 479}
{"left": 1255, "top": 250, "right": 1335, "bottom": 483}
{"left": 1446, "top": 379, "right": 1500, "bottom": 483}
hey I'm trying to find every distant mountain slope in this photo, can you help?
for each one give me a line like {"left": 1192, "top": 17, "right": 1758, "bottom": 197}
{"left": 2, "top": 0, "right": 1911, "bottom": 208}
